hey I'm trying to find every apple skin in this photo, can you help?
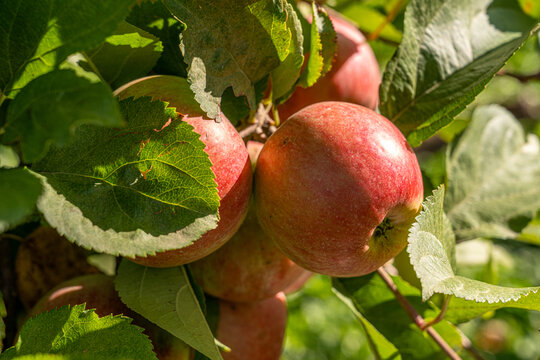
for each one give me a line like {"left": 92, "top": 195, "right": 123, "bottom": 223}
{"left": 28, "top": 274, "right": 193, "bottom": 360}
{"left": 277, "top": 14, "right": 380, "bottom": 122}
{"left": 115, "top": 75, "right": 252, "bottom": 267}
{"left": 218, "top": 292, "right": 287, "bottom": 360}
{"left": 189, "top": 201, "right": 306, "bottom": 302}
{"left": 255, "top": 102, "right": 423, "bottom": 277}
{"left": 190, "top": 141, "right": 306, "bottom": 302}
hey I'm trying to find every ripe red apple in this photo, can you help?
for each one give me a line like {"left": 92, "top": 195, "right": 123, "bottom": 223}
{"left": 190, "top": 141, "right": 306, "bottom": 302}
{"left": 115, "top": 75, "right": 252, "bottom": 267}
{"left": 277, "top": 14, "right": 380, "bottom": 122}
{"left": 217, "top": 292, "right": 287, "bottom": 360}
{"left": 28, "top": 274, "right": 193, "bottom": 360}
{"left": 189, "top": 200, "right": 306, "bottom": 302}
{"left": 255, "top": 102, "right": 423, "bottom": 277}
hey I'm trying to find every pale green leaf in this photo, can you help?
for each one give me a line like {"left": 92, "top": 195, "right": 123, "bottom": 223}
{"left": 445, "top": 105, "right": 540, "bottom": 240}
{"left": 115, "top": 260, "right": 222, "bottom": 360}
{"left": 84, "top": 22, "right": 163, "bottom": 89}
{"left": 333, "top": 274, "right": 464, "bottom": 359}
{"left": 0, "top": 168, "right": 41, "bottom": 233}
{"left": 299, "top": 3, "right": 337, "bottom": 87}
{"left": 0, "top": 145, "right": 19, "bottom": 169}
{"left": 408, "top": 187, "right": 540, "bottom": 317}
{"left": 32, "top": 97, "right": 219, "bottom": 257}
{"left": 271, "top": 3, "right": 304, "bottom": 102}
{"left": 3, "top": 69, "right": 124, "bottom": 163}
{"left": 380, "top": 0, "right": 538, "bottom": 146}
{"left": 0, "top": 0, "right": 135, "bottom": 97}
{"left": 164, "top": 0, "right": 289, "bottom": 119}
{"left": 1, "top": 304, "right": 157, "bottom": 360}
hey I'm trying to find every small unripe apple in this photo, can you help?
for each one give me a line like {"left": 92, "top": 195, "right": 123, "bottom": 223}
{"left": 277, "top": 14, "right": 380, "bottom": 121}
{"left": 217, "top": 293, "right": 287, "bottom": 360}
{"left": 28, "top": 274, "right": 193, "bottom": 360}
{"left": 190, "top": 141, "right": 305, "bottom": 302}
{"left": 115, "top": 75, "right": 252, "bottom": 267}
{"left": 255, "top": 102, "right": 423, "bottom": 277}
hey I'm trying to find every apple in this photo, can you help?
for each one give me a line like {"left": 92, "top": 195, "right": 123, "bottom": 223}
{"left": 255, "top": 102, "right": 423, "bottom": 277}
{"left": 115, "top": 75, "right": 252, "bottom": 267}
{"left": 15, "top": 226, "right": 99, "bottom": 310}
{"left": 28, "top": 274, "right": 193, "bottom": 360}
{"left": 189, "top": 141, "right": 306, "bottom": 302}
{"left": 217, "top": 292, "right": 287, "bottom": 360}
{"left": 283, "top": 270, "right": 313, "bottom": 294}
{"left": 277, "top": 13, "right": 380, "bottom": 122}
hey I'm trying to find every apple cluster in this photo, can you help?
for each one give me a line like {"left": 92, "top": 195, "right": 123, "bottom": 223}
{"left": 20, "top": 13, "right": 423, "bottom": 360}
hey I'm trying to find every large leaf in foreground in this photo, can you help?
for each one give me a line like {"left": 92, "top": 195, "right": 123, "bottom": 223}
{"left": 3, "top": 69, "right": 124, "bottom": 163}
{"left": 379, "top": 0, "right": 538, "bottom": 146}
{"left": 0, "top": 168, "right": 42, "bottom": 233}
{"left": 164, "top": 0, "right": 290, "bottom": 119}
{"left": 0, "top": 0, "right": 134, "bottom": 96}
{"left": 33, "top": 97, "right": 219, "bottom": 257}
{"left": 1, "top": 304, "right": 156, "bottom": 360}
{"left": 333, "top": 274, "right": 464, "bottom": 359}
{"left": 445, "top": 105, "right": 540, "bottom": 240}
{"left": 116, "top": 260, "right": 222, "bottom": 360}
{"left": 408, "top": 187, "right": 540, "bottom": 322}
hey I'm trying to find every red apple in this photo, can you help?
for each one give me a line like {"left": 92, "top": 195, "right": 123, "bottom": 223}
{"left": 189, "top": 200, "right": 306, "bottom": 302}
{"left": 115, "top": 75, "right": 252, "bottom": 267}
{"left": 190, "top": 141, "right": 305, "bottom": 302}
{"left": 217, "top": 293, "right": 287, "bottom": 360}
{"left": 255, "top": 102, "right": 423, "bottom": 277}
{"left": 277, "top": 14, "right": 380, "bottom": 121}
{"left": 28, "top": 274, "right": 193, "bottom": 360}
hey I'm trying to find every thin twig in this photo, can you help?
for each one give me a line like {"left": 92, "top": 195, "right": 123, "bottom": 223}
{"left": 367, "top": 0, "right": 405, "bottom": 42}
{"left": 377, "top": 267, "right": 462, "bottom": 360}
{"left": 421, "top": 295, "right": 451, "bottom": 330}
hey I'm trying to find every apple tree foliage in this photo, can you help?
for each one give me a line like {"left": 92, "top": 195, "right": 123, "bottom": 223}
{"left": 0, "top": 0, "right": 539, "bottom": 359}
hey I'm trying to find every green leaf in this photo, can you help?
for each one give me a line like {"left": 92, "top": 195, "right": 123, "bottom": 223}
{"left": 0, "top": 168, "right": 41, "bottom": 233}
{"left": 519, "top": 211, "right": 540, "bottom": 245}
{"left": 333, "top": 274, "right": 464, "bottom": 360}
{"left": 379, "top": 0, "right": 538, "bottom": 146}
{"left": 126, "top": 0, "right": 188, "bottom": 77}
{"left": 1, "top": 304, "right": 157, "bottom": 360}
{"left": 445, "top": 105, "right": 540, "bottom": 240}
{"left": 3, "top": 69, "right": 124, "bottom": 163}
{"left": 271, "top": 3, "right": 304, "bottom": 102}
{"left": 299, "top": 3, "right": 337, "bottom": 88}
{"left": 0, "top": 145, "right": 19, "bottom": 169}
{"left": 32, "top": 96, "right": 219, "bottom": 257}
{"left": 1, "top": 354, "right": 76, "bottom": 360}
{"left": 332, "top": 290, "right": 401, "bottom": 360}
{"left": 115, "top": 260, "right": 222, "bottom": 360}
{"left": 407, "top": 186, "right": 540, "bottom": 321}
{"left": 163, "top": 0, "right": 289, "bottom": 119}
{"left": 0, "top": 0, "right": 135, "bottom": 97}
{"left": 338, "top": 4, "right": 403, "bottom": 43}
{"left": 83, "top": 22, "right": 163, "bottom": 89}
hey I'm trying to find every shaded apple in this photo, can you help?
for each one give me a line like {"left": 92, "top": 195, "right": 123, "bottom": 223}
{"left": 255, "top": 102, "right": 423, "bottom": 277}
{"left": 27, "top": 274, "right": 192, "bottom": 360}
{"left": 283, "top": 270, "right": 313, "bottom": 294}
{"left": 277, "top": 13, "right": 380, "bottom": 121}
{"left": 190, "top": 141, "right": 306, "bottom": 302}
{"left": 189, "top": 200, "right": 306, "bottom": 302}
{"left": 115, "top": 75, "right": 252, "bottom": 267}
{"left": 16, "top": 227, "right": 99, "bottom": 310}
{"left": 217, "top": 292, "right": 287, "bottom": 360}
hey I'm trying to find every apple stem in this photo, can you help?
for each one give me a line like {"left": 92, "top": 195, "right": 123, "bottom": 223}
{"left": 376, "top": 267, "right": 462, "bottom": 360}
